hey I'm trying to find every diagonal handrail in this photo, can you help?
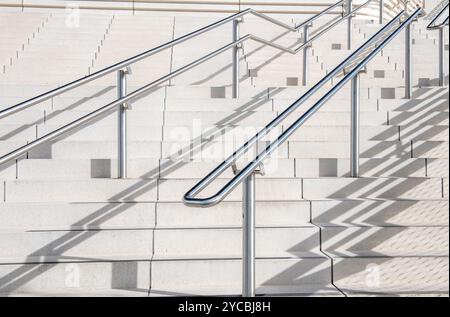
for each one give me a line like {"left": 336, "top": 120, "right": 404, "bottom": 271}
{"left": 427, "top": 1, "right": 449, "bottom": 29}
{"left": 0, "top": 1, "right": 344, "bottom": 120}
{"left": 183, "top": 9, "right": 409, "bottom": 207}
{"left": 0, "top": 0, "right": 375, "bottom": 166}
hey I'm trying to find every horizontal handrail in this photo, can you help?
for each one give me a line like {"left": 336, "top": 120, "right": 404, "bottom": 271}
{"left": 182, "top": 8, "right": 420, "bottom": 207}
{"left": 77, "top": 0, "right": 341, "bottom": 7}
{"left": 0, "top": 8, "right": 286, "bottom": 120}
{"left": 0, "top": 0, "right": 377, "bottom": 166}
{"left": 0, "top": 1, "right": 345, "bottom": 14}
{"left": 427, "top": 2, "right": 449, "bottom": 29}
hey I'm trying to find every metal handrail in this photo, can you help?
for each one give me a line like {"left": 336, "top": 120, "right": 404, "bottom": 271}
{"left": 0, "top": 0, "right": 347, "bottom": 14}
{"left": 73, "top": 0, "right": 340, "bottom": 6}
{"left": 0, "top": 1, "right": 343, "bottom": 120}
{"left": 427, "top": 1, "right": 449, "bottom": 29}
{"left": 182, "top": 9, "right": 409, "bottom": 208}
{"left": 183, "top": 7, "right": 422, "bottom": 297}
{"left": 0, "top": 0, "right": 376, "bottom": 167}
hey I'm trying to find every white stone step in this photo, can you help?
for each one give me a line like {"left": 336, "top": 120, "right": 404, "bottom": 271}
{"left": 289, "top": 140, "right": 413, "bottom": 159}
{"left": 321, "top": 226, "right": 449, "bottom": 257}
{"left": 400, "top": 125, "right": 449, "bottom": 142}
{"left": 0, "top": 202, "right": 155, "bottom": 231}
{"left": 333, "top": 257, "right": 449, "bottom": 295}
{"left": 164, "top": 97, "right": 274, "bottom": 112}
{"left": 4, "top": 179, "right": 158, "bottom": 203}
{"left": 0, "top": 124, "right": 37, "bottom": 142}
{"left": 19, "top": 139, "right": 447, "bottom": 161}
{"left": 0, "top": 160, "right": 15, "bottom": 180}
{"left": 158, "top": 178, "right": 303, "bottom": 202}
{"left": 150, "top": 257, "right": 336, "bottom": 296}
{"left": 379, "top": 87, "right": 449, "bottom": 106}
{"left": 17, "top": 158, "right": 160, "bottom": 179}
{"left": 302, "top": 177, "right": 445, "bottom": 200}
{"left": 16, "top": 155, "right": 445, "bottom": 180}
{"left": 0, "top": 229, "right": 153, "bottom": 264}
{"left": 272, "top": 97, "right": 379, "bottom": 112}
{"left": 37, "top": 124, "right": 163, "bottom": 142}
{"left": 427, "top": 159, "right": 450, "bottom": 177}
{"left": 162, "top": 125, "right": 398, "bottom": 143}
{"left": 389, "top": 111, "right": 449, "bottom": 126}
{"left": 412, "top": 141, "right": 449, "bottom": 158}
{"left": 39, "top": 110, "right": 164, "bottom": 126}
{"left": 153, "top": 226, "right": 321, "bottom": 259}
{"left": 0, "top": 261, "right": 150, "bottom": 296}
{"left": 163, "top": 110, "right": 388, "bottom": 126}
{"left": 295, "top": 158, "right": 429, "bottom": 177}
{"left": 156, "top": 201, "right": 310, "bottom": 229}
{"left": 32, "top": 141, "right": 162, "bottom": 159}
{"left": 311, "top": 200, "right": 449, "bottom": 227}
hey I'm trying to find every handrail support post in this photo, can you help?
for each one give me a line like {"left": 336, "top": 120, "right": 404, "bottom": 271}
{"left": 232, "top": 18, "right": 243, "bottom": 99}
{"left": 240, "top": 164, "right": 264, "bottom": 297}
{"left": 302, "top": 23, "right": 313, "bottom": 86}
{"left": 438, "top": 26, "right": 445, "bottom": 86}
{"left": 350, "top": 67, "right": 365, "bottom": 177}
{"left": 347, "top": 0, "right": 353, "bottom": 50}
{"left": 118, "top": 67, "right": 131, "bottom": 179}
{"left": 405, "top": 21, "right": 412, "bottom": 98}
{"left": 242, "top": 172, "right": 255, "bottom": 297}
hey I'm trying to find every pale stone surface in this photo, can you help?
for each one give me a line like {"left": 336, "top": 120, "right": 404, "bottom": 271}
{"left": 5, "top": 179, "right": 158, "bottom": 202}
{"left": 153, "top": 227, "right": 320, "bottom": 259}
{"left": 0, "top": 6, "right": 448, "bottom": 297}
{"left": 156, "top": 201, "right": 311, "bottom": 228}
{"left": 0, "top": 261, "right": 151, "bottom": 295}
{"left": 333, "top": 257, "right": 449, "bottom": 294}
{"left": 0, "top": 229, "right": 154, "bottom": 263}
{"left": 0, "top": 202, "right": 156, "bottom": 230}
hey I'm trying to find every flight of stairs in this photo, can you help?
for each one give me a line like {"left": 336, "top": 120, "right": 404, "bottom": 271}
{"left": 0, "top": 2, "right": 448, "bottom": 296}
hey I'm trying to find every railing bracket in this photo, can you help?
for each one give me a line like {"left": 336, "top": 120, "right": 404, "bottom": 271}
{"left": 232, "top": 162, "right": 265, "bottom": 176}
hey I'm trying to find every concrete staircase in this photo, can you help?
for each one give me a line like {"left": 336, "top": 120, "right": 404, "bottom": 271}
{"left": 0, "top": 1, "right": 448, "bottom": 296}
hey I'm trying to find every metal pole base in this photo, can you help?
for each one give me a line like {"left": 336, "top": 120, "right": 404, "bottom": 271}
{"left": 238, "top": 164, "right": 264, "bottom": 297}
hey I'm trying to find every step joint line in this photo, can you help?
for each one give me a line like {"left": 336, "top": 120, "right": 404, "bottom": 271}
{"left": 310, "top": 208, "right": 347, "bottom": 297}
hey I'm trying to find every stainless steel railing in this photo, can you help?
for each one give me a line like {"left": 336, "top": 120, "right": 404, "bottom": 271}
{"left": 0, "top": 0, "right": 376, "bottom": 175}
{"left": 427, "top": 1, "right": 449, "bottom": 86}
{"left": 0, "top": 0, "right": 348, "bottom": 14}
{"left": 183, "top": 7, "right": 423, "bottom": 297}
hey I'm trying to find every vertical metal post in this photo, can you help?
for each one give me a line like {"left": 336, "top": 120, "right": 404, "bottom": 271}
{"left": 438, "top": 27, "right": 445, "bottom": 86}
{"left": 350, "top": 72, "right": 361, "bottom": 177}
{"left": 302, "top": 23, "right": 312, "bottom": 86}
{"left": 118, "top": 69, "right": 128, "bottom": 178}
{"left": 405, "top": 23, "right": 412, "bottom": 98}
{"left": 242, "top": 173, "right": 256, "bottom": 297}
{"left": 232, "top": 18, "right": 241, "bottom": 99}
{"left": 379, "top": 0, "right": 384, "bottom": 24}
{"left": 347, "top": 0, "right": 353, "bottom": 50}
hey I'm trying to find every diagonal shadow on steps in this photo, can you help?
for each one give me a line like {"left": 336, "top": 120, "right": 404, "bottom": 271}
{"left": 0, "top": 85, "right": 292, "bottom": 296}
